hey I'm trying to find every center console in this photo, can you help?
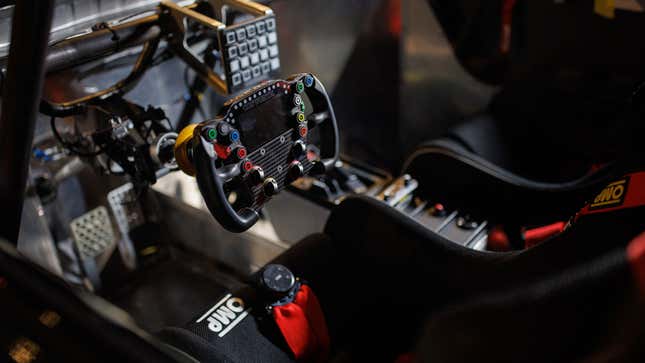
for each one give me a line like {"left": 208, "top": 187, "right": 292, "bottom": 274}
{"left": 291, "top": 170, "right": 490, "bottom": 250}
{"left": 372, "top": 174, "right": 490, "bottom": 250}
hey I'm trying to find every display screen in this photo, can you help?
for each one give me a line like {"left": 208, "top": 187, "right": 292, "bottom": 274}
{"left": 237, "top": 94, "right": 290, "bottom": 152}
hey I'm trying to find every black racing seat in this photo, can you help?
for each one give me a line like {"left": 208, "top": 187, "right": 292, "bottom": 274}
{"left": 437, "top": 114, "right": 515, "bottom": 174}
{"left": 307, "top": 193, "right": 644, "bottom": 361}
{"left": 435, "top": 113, "right": 602, "bottom": 183}
{"left": 402, "top": 118, "right": 624, "bottom": 228}
{"left": 159, "top": 301, "right": 297, "bottom": 363}
{"left": 416, "top": 232, "right": 645, "bottom": 363}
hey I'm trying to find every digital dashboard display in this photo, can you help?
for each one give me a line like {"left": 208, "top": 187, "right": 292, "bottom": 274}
{"left": 237, "top": 94, "right": 290, "bottom": 152}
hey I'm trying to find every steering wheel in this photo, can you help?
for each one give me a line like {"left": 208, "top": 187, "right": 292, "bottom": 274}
{"left": 174, "top": 73, "right": 339, "bottom": 232}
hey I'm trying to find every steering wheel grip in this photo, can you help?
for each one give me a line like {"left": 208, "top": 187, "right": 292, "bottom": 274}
{"left": 193, "top": 145, "right": 259, "bottom": 232}
{"left": 304, "top": 75, "right": 340, "bottom": 172}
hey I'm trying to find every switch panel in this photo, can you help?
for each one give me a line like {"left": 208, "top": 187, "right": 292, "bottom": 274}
{"left": 219, "top": 15, "right": 281, "bottom": 93}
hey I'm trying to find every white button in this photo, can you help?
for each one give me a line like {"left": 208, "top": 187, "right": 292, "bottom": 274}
{"left": 246, "top": 25, "right": 256, "bottom": 38}
{"left": 225, "top": 32, "right": 236, "bottom": 45}
{"left": 261, "top": 62, "right": 270, "bottom": 74}
{"left": 258, "top": 35, "right": 267, "bottom": 48}
{"left": 240, "top": 56, "right": 250, "bottom": 68}
{"left": 270, "top": 58, "right": 280, "bottom": 70}
{"left": 242, "top": 70, "right": 252, "bottom": 81}
{"left": 238, "top": 42, "right": 248, "bottom": 56}
{"left": 235, "top": 28, "right": 246, "bottom": 41}
{"left": 268, "top": 45, "right": 278, "bottom": 57}
{"left": 227, "top": 46, "right": 237, "bottom": 59}
{"left": 259, "top": 48, "right": 269, "bottom": 61}
{"left": 250, "top": 52, "right": 260, "bottom": 65}
{"left": 256, "top": 21, "right": 266, "bottom": 34}
{"left": 230, "top": 59, "right": 240, "bottom": 72}
{"left": 231, "top": 73, "right": 242, "bottom": 86}
{"left": 268, "top": 32, "right": 277, "bottom": 44}
{"left": 248, "top": 39, "right": 258, "bottom": 51}
{"left": 266, "top": 18, "right": 276, "bottom": 31}
{"left": 252, "top": 66, "right": 261, "bottom": 77}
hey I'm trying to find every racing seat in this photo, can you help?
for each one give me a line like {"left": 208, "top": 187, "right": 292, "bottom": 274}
{"left": 403, "top": 114, "right": 625, "bottom": 230}
{"left": 416, "top": 231, "right": 645, "bottom": 363}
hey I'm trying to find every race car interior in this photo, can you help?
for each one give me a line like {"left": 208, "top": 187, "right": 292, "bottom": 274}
{"left": 1, "top": 0, "right": 645, "bottom": 362}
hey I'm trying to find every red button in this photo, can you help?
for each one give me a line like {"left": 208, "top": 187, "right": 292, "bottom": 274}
{"left": 299, "top": 126, "right": 307, "bottom": 137}
{"left": 237, "top": 147, "right": 247, "bottom": 159}
{"left": 215, "top": 144, "right": 232, "bottom": 159}
{"left": 431, "top": 203, "right": 446, "bottom": 217}
{"left": 243, "top": 161, "right": 253, "bottom": 172}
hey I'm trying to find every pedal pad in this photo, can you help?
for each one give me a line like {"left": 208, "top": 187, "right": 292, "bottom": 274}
{"left": 107, "top": 183, "right": 142, "bottom": 270}
{"left": 70, "top": 206, "right": 116, "bottom": 263}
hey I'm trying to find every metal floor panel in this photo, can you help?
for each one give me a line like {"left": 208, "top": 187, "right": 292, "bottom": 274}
{"left": 154, "top": 190, "right": 288, "bottom": 275}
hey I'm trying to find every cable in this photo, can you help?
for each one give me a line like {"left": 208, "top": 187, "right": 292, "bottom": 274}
{"left": 51, "top": 116, "right": 129, "bottom": 177}
{"left": 50, "top": 116, "right": 106, "bottom": 157}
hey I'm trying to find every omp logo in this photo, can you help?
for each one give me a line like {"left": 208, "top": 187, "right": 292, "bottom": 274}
{"left": 589, "top": 177, "right": 630, "bottom": 210}
{"left": 196, "top": 294, "right": 251, "bottom": 338}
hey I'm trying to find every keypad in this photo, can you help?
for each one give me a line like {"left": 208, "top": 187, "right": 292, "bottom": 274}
{"left": 219, "top": 15, "right": 281, "bottom": 93}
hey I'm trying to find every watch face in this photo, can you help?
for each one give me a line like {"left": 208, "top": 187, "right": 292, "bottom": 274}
{"left": 262, "top": 264, "right": 295, "bottom": 293}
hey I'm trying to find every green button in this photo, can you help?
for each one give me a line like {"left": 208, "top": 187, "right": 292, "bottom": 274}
{"left": 208, "top": 129, "right": 217, "bottom": 140}
{"left": 295, "top": 81, "right": 304, "bottom": 93}
{"left": 300, "top": 103, "right": 305, "bottom": 112}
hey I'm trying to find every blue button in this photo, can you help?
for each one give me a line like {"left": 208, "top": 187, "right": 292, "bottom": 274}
{"left": 33, "top": 149, "right": 45, "bottom": 158}
{"left": 304, "top": 74, "right": 314, "bottom": 87}
{"left": 230, "top": 130, "right": 240, "bottom": 142}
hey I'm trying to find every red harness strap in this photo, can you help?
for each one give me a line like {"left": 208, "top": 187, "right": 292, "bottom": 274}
{"left": 272, "top": 284, "right": 330, "bottom": 362}
{"left": 500, "top": 0, "right": 517, "bottom": 54}
{"left": 523, "top": 221, "right": 567, "bottom": 248}
{"left": 394, "top": 352, "right": 416, "bottom": 363}
{"left": 627, "top": 231, "right": 645, "bottom": 298}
